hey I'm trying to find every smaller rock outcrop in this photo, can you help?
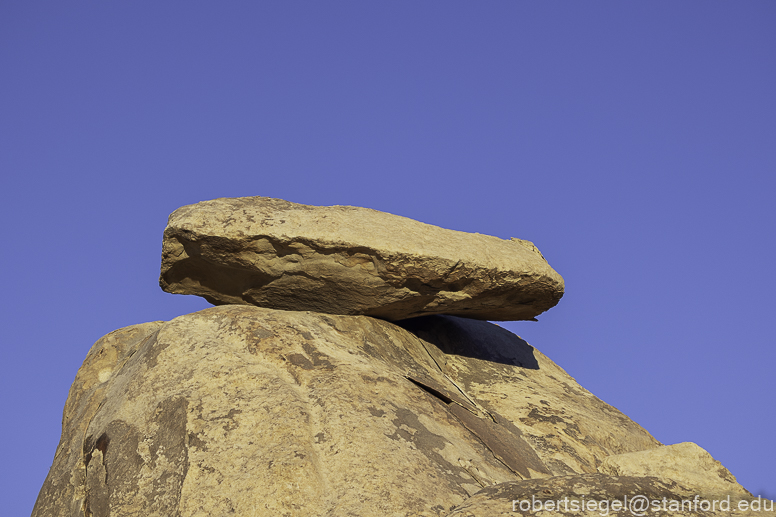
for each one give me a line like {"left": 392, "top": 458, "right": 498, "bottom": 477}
{"left": 446, "top": 474, "right": 773, "bottom": 517}
{"left": 159, "top": 197, "right": 564, "bottom": 321}
{"left": 600, "top": 442, "right": 751, "bottom": 498}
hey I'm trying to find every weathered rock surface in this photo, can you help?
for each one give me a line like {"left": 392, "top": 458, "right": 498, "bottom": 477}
{"left": 397, "top": 316, "right": 661, "bottom": 476}
{"left": 159, "top": 197, "right": 564, "bottom": 321}
{"left": 34, "top": 306, "right": 664, "bottom": 516}
{"left": 600, "top": 442, "right": 751, "bottom": 498}
{"left": 446, "top": 474, "right": 774, "bottom": 516}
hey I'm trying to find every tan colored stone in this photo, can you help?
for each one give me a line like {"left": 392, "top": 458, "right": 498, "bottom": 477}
{"left": 32, "top": 307, "right": 518, "bottom": 516}
{"left": 445, "top": 474, "right": 774, "bottom": 517}
{"left": 34, "top": 307, "right": 659, "bottom": 516}
{"left": 159, "top": 197, "right": 564, "bottom": 321}
{"left": 32, "top": 321, "right": 167, "bottom": 517}
{"left": 398, "top": 316, "right": 662, "bottom": 475}
{"left": 599, "top": 442, "right": 751, "bottom": 498}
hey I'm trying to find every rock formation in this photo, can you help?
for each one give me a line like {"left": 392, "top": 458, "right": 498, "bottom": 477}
{"left": 446, "top": 474, "right": 758, "bottom": 517}
{"left": 34, "top": 198, "right": 771, "bottom": 516}
{"left": 599, "top": 442, "right": 751, "bottom": 498}
{"left": 159, "top": 197, "right": 564, "bottom": 321}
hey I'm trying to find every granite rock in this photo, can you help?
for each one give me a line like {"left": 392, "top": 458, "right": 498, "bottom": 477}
{"left": 397, "top": 316, "right": 661, "bottom": 475}
{"left": 159, "top": 197, "right": 564, "bottom": 321}
{"left": 446, "top": 474, "right": 773, "bottom": 517}
{"left": 599, "top": 442, "right": 751, "bottom": 498}
{"left": 33, "top": 306, "right": 660, "bottom": 516}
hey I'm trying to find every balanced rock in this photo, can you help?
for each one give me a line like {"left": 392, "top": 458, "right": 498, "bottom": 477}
{"left": 34, "top": 306, "right": 666, "bottom": 517}
{"left": 159, "top": 197, "right": 564, "bottom": 321}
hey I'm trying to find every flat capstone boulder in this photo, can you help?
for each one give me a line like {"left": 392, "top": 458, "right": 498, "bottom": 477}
{"left": 159, "top": 197, "right": 564, "bottom": 321}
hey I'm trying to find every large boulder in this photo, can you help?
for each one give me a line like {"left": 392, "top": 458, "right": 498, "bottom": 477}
{"left": 159, "top": 197, "right": 564, "bottom": 321}
{"left": 34, "top": 306, "right": 663, "bottom": 517}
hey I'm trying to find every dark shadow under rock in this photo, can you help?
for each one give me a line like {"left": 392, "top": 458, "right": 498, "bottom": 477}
{"left": 396, "top": 315, "right": 539, "bottom": 369}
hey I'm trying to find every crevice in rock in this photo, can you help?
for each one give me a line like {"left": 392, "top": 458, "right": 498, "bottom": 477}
{"left": 459, "top": 464, "right": 488, "bottom": 490}
{"left": 404, "top": 376, "right": 550, "bottom": 480}
{"left": 413, "top": 338, "right": 498, "bottom": 422}
{"left": 406, "top": 376, "right": 454, "bottom": 405}
{"left": 95, "top": 433, "right": 109, "bottom": 483}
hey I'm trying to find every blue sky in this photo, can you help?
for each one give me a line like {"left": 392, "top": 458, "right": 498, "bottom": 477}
{"left": 2, "top": 2, "right": 774, "bottom": 513}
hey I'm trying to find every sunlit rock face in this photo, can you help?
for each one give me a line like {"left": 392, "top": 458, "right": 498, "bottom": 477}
{"left": 33, "top": 199, "right": 765, "bottom": 517}
{"left": 159, "top": 196, "right": 564, "bottom": 321}
{"left": 33, "top": 306, "right": 667, "bottom": 516}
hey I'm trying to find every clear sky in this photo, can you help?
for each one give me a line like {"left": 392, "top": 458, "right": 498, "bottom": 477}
{"left": 2, "top": 2, "right": 774, "bottom": 514}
